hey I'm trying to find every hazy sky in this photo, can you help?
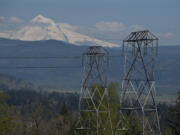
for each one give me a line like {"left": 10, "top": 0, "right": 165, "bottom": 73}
{"left": 0, "top": 0, "right": 180, "bottom": 45}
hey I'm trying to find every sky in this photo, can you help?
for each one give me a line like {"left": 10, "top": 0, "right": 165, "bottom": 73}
{"left": 0, "top": 0, "right": 180, "bottom": 45}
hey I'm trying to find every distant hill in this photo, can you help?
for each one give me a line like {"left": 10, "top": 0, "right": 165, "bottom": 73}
{"left": 0, "top": 38, "right": 179, "bottom": 94}
{"left": 0, "top": 74, "right": 36, "bottom": 91}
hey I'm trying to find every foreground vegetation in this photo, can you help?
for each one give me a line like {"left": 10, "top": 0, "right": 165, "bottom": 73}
{"left": 0, "top": 83, "right": 179, "bottom": 135}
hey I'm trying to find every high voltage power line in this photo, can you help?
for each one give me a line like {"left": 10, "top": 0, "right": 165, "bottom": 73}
{"left": 0, "top": 66, "right": 81, "bottom": 69}
{"left": 0, "top": 55, "right": 122, "bottom": 59}
{"left": 0, "top": 56, "right": 82, "bottom": 59}
{"left": 0, "top": 55, "right": 122, "bottom": 70}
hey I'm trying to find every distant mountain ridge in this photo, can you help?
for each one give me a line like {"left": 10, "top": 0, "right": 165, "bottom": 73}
{"left": 0, "top": 14, "right": 119, "bottom": 48}
{"left": 0, "top": 38, "right": 179, "bottom": 94}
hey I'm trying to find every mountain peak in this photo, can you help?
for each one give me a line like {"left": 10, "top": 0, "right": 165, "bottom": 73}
{"left": 0, "top": 14, "right": 119, "bottom": 47}
{"left": 31, "top": 14, "right": 55, "bottom": 25}
{"left": 34, "top": 14, "right": 45, "bottom": 19}
{"left": 32, "top": 14, "right": 46, "bottom": 20}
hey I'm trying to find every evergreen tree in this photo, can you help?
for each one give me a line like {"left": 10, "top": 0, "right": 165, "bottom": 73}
{"left": 108, "top": 82, "right": 121, "bottom": 134}
{"left": 61, "top": 103, "right": 68, "bottom": 116}
{"left": 166, "top": 91, "right": 180, "bottom": 135}
{"left": 164, "top": 128, "right": 173, "bottom": 135}
{"left": 174, "top": 91, "right": 180, "bottom": 135}
{"left": 0, "top": 92, "right": 17, "bottom": 135}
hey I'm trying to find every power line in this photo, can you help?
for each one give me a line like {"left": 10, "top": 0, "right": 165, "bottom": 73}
{"left": 0, "top": 66, "right": 81, "bottom": 70}
{"left": 0, "top": 56, "right": 82, "bottom": 59}
{"left": 0, "top": 55, "right": 122, "bottom": 59}
{"left": 0, "top": 55, "right": 123, "bottom": 70}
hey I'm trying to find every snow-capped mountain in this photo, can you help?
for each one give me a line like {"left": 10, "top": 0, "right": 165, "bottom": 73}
{"left": 0, "top": 14, "right": 119, "bottom": 47}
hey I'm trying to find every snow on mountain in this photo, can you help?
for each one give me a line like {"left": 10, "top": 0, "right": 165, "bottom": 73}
{"left": 0, "top": 14, "right": 119, "bottom": 47}
{"left": 58, "top": 24, "right": 118, "bottom": 47}
{"left": 31, "top": 14, "right": 54, "bottom": 24}
{"left": 9, "top": 14, "right": 67, "bottom": 41}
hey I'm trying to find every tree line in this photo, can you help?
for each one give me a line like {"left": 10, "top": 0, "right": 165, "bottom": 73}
{"left": 0, "top": 83, "right": 180, "bottom": 135}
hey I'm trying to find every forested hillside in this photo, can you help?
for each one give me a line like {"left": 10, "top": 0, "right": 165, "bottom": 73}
{"left": 0, "top": 83, "right": 180, "bottom": 135}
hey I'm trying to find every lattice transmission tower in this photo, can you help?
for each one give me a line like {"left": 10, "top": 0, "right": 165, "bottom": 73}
{"left": 116, "top": 30, "right": 161, "bottom": 135}
{"left": 75, "top": 46, "right": 113, "bottom": 135}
